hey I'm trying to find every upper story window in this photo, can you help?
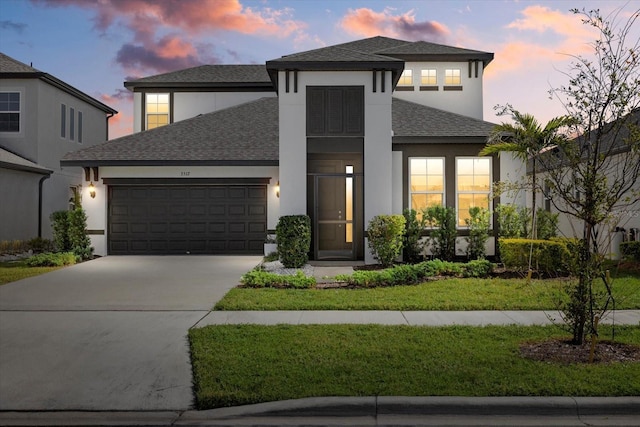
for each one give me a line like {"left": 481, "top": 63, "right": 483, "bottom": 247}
{"left": 146, "top": 93, "right": 169, "bottom": 130}
{"left": 409, "top": 157, "right": 445, "bottom": 216}
{"left": 456, "top": 157, "right": 491, "bottom": 227}
{"left": 445, "top": 69, "right": 461, "bottom": 85}
{"left": 69, "top": 107, "right": 75, "bottom": 141}
{"left": 398, "top": 70, "right": 413, "bottom": 86}
{"left": 78, "top": 111, "right": 83, "bottom": 143}
{"left": 60, "top": 104, "right": 66, "bottom": 138}
{"left": 0, "top": 92, "right": 20, "bottom": 132}
{"left": 421, "top": 69, "right": 437, "bottom": 86}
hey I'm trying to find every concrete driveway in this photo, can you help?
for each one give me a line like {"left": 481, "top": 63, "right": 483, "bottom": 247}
{"left": 0, "top": 255, "right": 260, "bottom": 411}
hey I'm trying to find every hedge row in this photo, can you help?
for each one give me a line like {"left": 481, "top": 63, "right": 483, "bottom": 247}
{"left": 499, "top": 238, "right": 579, "bottom": 274}
{"left": 620, "top": 241, "right": 640, "bottom": 262}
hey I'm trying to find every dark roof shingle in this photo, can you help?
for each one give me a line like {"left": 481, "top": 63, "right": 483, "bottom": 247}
{"left": 62, "top": 97, "right": 278, "bottom": 166}
{"left": 124, "top": 65, "right": 271, "bottom": 89}
{"left": 392, "top": 98, "right": 495, "bottom": 138}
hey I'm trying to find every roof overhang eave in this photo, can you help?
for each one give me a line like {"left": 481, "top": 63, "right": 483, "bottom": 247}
{"left": 60, "top": 159, "right": 279, "bottom": 168}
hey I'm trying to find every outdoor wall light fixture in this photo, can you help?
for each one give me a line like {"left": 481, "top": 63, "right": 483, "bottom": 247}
{"left": 276, "top": 181, "right": 280, "bottom": 198}
{"left": 89, "top": 182, "right": 96, "bottom": 199}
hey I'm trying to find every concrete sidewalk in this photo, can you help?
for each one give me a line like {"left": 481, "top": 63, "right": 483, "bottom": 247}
{"left": 196, "top": 309, "right": 640, "bottom": 327}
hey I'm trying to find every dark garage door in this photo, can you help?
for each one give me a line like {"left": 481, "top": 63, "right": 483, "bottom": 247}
{"left": 108, "top": 184, "right": 267, "bottom": 255}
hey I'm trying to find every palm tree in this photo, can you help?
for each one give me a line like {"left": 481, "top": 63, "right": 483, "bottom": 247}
{"left": 480, "top": 106, "right": 573, "bottom": 239}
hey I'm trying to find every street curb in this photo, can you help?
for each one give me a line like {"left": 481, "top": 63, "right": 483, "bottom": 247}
{"left": 179, "top": 396, "right": 640, "bottom": 421}
{"left": 2, "top": 397, "right": 639, "bottom": 425}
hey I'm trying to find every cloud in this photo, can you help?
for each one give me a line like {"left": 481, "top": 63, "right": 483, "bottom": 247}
{"left": 340, "top": 7, "right": 450, "bottom": 42}
{"left": 0, "top": 20, "right": 27, "bottom": 33}
{"left": 31, "top": 0, "right": 305, "bottom": 37}
{"left": 30, "top": 0, "right": 307, "bottom": 76}
{"left": 486, "top": 6, "right": 598, "bottom": 78}
{"left": 115, "top": 34, "right": 208, "bottom": 75}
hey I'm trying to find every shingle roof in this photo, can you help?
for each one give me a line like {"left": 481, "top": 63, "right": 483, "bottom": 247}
{"left": 62, "top": 96, "right": 496, "bottom": 166}
{"left": 392, "top": 98, "right": 496, "bottom": 138}
{"left": 0, "top": 52, "right": 41, "bottom": 73}
{"left": 124, "top": 65, "right": 272, "bottom": 89}
{"left": 0, "top": 147, "right": 52, "bottom": 175}
{"left": 61, "top": 97, "right": 278, "bottom": 166}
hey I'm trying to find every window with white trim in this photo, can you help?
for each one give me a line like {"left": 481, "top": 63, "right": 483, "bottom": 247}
{"left": 398, "top": 69, "right": 413, "bottom": 86}
{"left": 78, "top": 111, "right": 83, "bottom": 143}
{"left": 0, "top": 92, "right": 20, "bottom": 132}
{"left": 421, "top": 69, "right": 437, "bottom": 85}
{"left": 145, "top": 93, "right": 169, "bottom": 130}
{"left": 445, "top": 68, "right": 461, "bottom": 85}
{"left": 409, "top": 157, "right": 445, "bottom": 216}
{"left": 456, "top": 157, "right": 491, "bottom": 227}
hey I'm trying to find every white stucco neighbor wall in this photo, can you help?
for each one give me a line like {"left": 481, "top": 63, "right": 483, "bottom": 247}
{"left": 392, "top": 61, "right": 485, "bottom": 120}
{"left": 499, "top": 152, "right": 527, "bottom": 207}
{"left": 85, "top": 166, "right": 280, "bottom": 256}
{"left": 0, "top": 78, "right": 109, "bottom": 240}
{"left": 277, "top": 69, "right": 394, "bottom": 263}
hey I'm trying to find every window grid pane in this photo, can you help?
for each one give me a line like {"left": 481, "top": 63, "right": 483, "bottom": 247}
{"left": 0, "top": 92, "right": 21, "bottom": 132}
{"left": 421, "top": 69, "right": 437, "bottom": 85}
{"left": 409, "top": 157, "right": 445, "bottom": 216}
{"left": 445, "top": 69, "right": 461, "bottom": 85}
{"left": 146, "top": 93, "right": 170, "bottom": 129}
{"left": 456, "top": 158, "right": 491, "bottom": 226}
{"left": 398, "top": 70, "right": 413, "bottom": 86}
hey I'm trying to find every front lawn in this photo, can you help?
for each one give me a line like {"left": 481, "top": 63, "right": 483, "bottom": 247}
{"left": 0, "top": 260, "right": 63, "bottom": 285}
{"left": 189, "top": 324, "right": 640, "bottom": 409}
{"left": 215, "top": 275, "right": 640, "bottom": 311}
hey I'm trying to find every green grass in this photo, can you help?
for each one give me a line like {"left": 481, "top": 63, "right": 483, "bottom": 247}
{"left": 189, "top": 324, "right": 640, "bottom": 409}
{"left": 215, "top": 275, "right": 640, "bottom": 311}
{"left": 0, "top": 260, "right": 63, "bottom": 285}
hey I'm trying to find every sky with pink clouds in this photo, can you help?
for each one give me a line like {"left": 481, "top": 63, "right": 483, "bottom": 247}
{"left": 1, "top": 0, "right": 638, "bottom": 139}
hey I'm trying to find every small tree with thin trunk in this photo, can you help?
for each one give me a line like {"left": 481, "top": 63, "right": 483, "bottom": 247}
{"left": 540, "top": 7, "right": 640, "bottom": 345}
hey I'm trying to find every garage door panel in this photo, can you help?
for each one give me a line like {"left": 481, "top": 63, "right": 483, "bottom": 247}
{"left": 229, "top": 223, "right": 246, "bottom": 233}
{"left": 109, "top": 184, "right": 266, "bottom": 255}
{"left": 130, "top": 223, "right": 148, "bottom": 233}
{"left": 229, "top": 205, "right": 246, "bottom": 216}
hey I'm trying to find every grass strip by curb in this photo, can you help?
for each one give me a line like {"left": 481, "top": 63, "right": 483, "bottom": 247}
{"left": 189, "top": 324, "right": 640, "bottom": 409}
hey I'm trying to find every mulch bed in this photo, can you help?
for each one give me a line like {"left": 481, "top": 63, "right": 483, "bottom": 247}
{"left": 520, "top": 338, "right": 640, "bottom": 364}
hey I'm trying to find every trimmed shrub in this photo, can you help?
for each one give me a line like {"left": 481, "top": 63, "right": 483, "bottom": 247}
{"left": 496, "top": 204, "right": 527, "bottom": 238}
{"left": 620, "top": 241, "right": 640, "bottom": 262}
{"left": 26, "top": 252, "right": 76, "bottom": 267}
{"left": 276, "top": 215, "right": 311, "bottom": 268}
{"left": 241, "top": 270, "right": 315, "bottom": 289}
{"left": 465, "top": 207, "right": 491, "bottom": 260}
{"left": 367, "top": 215, "right": 406, "bottom": 267}
{"left": 424, "top": 206, "right": 457, "bottom": 261}
{"left": 50, "top": 210, "right": 70, "bottom": 252}
{"left": 462, "top": 259, "right": 494, "bottom": 278}
{"left": 335, "top": 259, "right": 493, "bottom": 288}
{"left": 68, "top": 208, "right": 93, "bottom": 261}
{"left": 499, "top": 238, "right": 570, "bottom": 274}
{"left": 402, "top": 209, "right": 426, "bottom": 263}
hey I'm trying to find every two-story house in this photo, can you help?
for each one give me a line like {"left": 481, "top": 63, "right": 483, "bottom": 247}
{"left": 62, "top": 36, "right": 524, "bottom": 262}
{"left": 0, "top": 53, "right": 117, "bottom": 242}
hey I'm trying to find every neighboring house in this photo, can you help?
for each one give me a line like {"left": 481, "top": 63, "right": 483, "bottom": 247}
{"left": 535, "top": 108, "right": 640, "bottom": 259}
{"left": 0, "top": 53, "right": 117, "bottom": 242}
{"left": 62, "top": 36, "right": 523, "bottom": 262}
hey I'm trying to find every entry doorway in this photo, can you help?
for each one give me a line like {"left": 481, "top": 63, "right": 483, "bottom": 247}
{"left": 308, "top": 155, "right": 363, "bottom": 260}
